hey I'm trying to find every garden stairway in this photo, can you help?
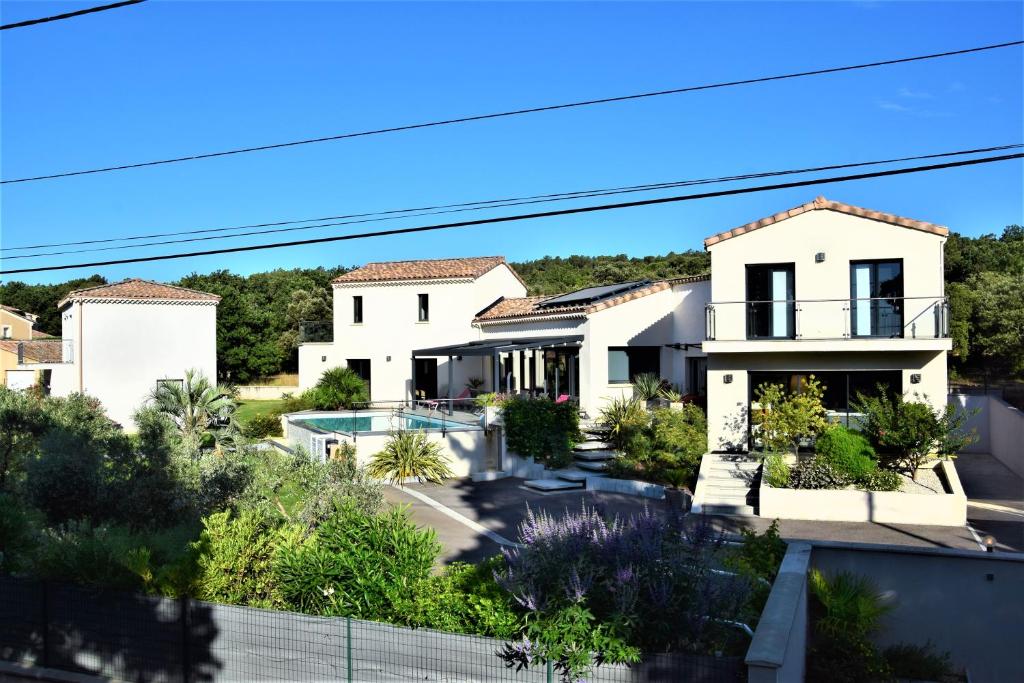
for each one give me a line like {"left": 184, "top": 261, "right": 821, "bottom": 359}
{"left": 522, "top": 423, "right": 616, "bottom": 491}
{"left": 692, "top": 453, "right": 762, "bottom": 515}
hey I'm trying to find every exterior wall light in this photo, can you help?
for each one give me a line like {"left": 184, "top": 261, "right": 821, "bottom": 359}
{"left": 910, "top": 373, "right": 922, "bottom": 384}
{"left": 815, "top": 252, "right": 826, "bottom": 263}
{"left": 983, "top": 535, "right": 996, "bottom": 553}
{"left": 723, "top": 374, "right": 733, "bottom": 384}
{"left": 321, "top": 356, "right": 326, "bottom": 362}
{"left": 386, "top": 355, "right": 391, "bottom": 362}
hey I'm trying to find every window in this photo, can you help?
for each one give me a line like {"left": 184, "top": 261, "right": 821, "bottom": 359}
{"left": 607, "top": 346, "right": 661, "bottom": 384}
{"left": 1, "top": 326, "right": 11, "bottom": 339}
{"left": 418, "top": 293, "right": 429, "bottom": 322}
{"left": 850, "top": 260, "right": 903, "bottom": 337}
{"left": 352, "top": 296, "right": 363, "bottom": 324}
{"left": 347, "top": 359, "right": 371, "bottom": 396}
{"left": 746, "top": 263, "right": 795, "bottom": 339}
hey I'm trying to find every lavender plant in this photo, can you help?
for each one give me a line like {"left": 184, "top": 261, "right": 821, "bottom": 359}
{"left": 495, "top": 504, "right": 755, "bottom": 681}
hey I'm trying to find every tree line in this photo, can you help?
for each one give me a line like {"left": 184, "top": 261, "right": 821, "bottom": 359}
{"left": 1, "top": 228, "right": 1020, "bottom": 383}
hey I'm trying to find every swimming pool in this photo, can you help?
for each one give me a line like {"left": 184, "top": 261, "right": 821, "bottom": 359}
{"left": 296, "top": 410, "right": 479, "bottom": 434}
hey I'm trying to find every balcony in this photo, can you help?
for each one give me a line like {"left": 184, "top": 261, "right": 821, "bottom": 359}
{"left": 298, "top": 320, "right": 333, "bottom": 344}
{"left": 703, "top": 297, "right": 951, "bottom": 353}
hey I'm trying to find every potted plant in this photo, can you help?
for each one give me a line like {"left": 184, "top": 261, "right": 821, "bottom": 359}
{"left": 663, "top": 468, "right": 689, "bottom": 510}
{"left": 632, "top": 373, "right": 666, "bottom": 409}
{"left": 475, "top": 392, "right": 503, "bottom": 427}
{"left": 659, "top": 385, "right": 685, "bottom": 411}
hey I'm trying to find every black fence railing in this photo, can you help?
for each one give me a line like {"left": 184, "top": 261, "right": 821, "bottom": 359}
{"left": 0, "top": 577, "right": 747, "bottom": 683}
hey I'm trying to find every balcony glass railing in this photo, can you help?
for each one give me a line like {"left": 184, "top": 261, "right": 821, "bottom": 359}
{"left": 15, "top": 339, "right": 74, "bottom": 365}
{"left": 705, "top": 296, "right": 949, "bottom": 342}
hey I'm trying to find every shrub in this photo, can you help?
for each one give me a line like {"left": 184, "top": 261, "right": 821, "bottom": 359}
{"left": 495, "top": 505, "right": 754, "bottom": 681}
{"left": 790, "top": 456, "right": 849, "bottom": 490}
{"left": 0, "top": 386, "right": 48, "bottom": 489}
{"left": 752, "top": 376, "right": 829, "bottom": 454}
{"left": 473, "top": 392, "right": 503, "bottom": 408}
{"left": 815, "top": 425, "right": 877, "bottom": 483}
{"left": 630, "top": 373, "right": 664, "bottom": 401}
{"left": 192, "top": 508, "right": 297, "bottom": 608}
{"left": 406, "top": 559, "right": 522, "bottom": 638}
{"left": 762, "top": 454, "right": 790, "bottom": 488}
{"left": 857, "top": 467, "right": 902, "bottom": 492}
{"left": 367, "top": 430, "right": 454, "bottom": 484}
{"left": 280, "top": 391, "right": 316, "bottom": 414}
{"left": 502, "top": 396, "right": 580, "bottom": 469}
{"left": 855, "top": 389, "right": 977, "bottom": 479}
{"left": 0, "top": 492, "right": 39, "bottom": 573}
{"left": 598, "top": 397, "right": 649, "bottom": 450}
{"left": 242, "top": 413, "right": 283, "bottom": 439}
{"left": 311, "top": 367, "right": 370, "bottom": 410}
{"left": 273, "top": 502, "right": 441, "bottom": 621}
{"left": 883, "top": 642, "right": 956, "bottom": 681}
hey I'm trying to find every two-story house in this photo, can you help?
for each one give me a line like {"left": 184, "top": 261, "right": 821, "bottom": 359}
{"left": 702, "top": 196, "right": 951, "bottom": 451}
{"left": 298, "top": 257, "right": 528, "bottom": 402}
{"left": 14, "top": 279, "right": 220, "bottom": 428}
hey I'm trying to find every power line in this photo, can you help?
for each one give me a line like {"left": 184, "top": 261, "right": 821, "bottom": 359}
{"left": 3, "top": 40, "right": 1021, "bottom": 185}
{"left": 2, "top": 152, "right": 1019, "bottom": 276}
{"left": 0, "top": 0, "right": 146, "bottom": 30}
{"left": 3, "top": 143, "right": 1020, "bottom": 258}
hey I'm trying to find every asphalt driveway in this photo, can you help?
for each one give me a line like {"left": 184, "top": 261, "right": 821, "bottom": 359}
{"left": 955, "top": 452, "right": 1024, "bottom": 552}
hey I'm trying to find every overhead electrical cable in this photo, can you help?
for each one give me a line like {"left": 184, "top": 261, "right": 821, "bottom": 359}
{"left": 2, "top": 152, "right": 1019, "bottom": 276}
{"left": 0, "top": 0, "right": 146, "bottom": 30}
{"left": 2, "top": 40, "right": 1020, "bottom": 184}
{"left": 3, "top": 143, "right": 1019, "bottom": 259}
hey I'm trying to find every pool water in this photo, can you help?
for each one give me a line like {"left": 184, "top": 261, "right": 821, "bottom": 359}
{"left": 298, "top": 411, "right": 473, "bottom": 433}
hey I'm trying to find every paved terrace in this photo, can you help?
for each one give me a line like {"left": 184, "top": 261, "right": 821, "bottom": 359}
{"left": 384, "top": 472, "right": 1023, "bottom": 566}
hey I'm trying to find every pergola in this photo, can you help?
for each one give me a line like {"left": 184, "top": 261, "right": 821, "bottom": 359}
{"left": 412, "top": 335, "right": 584, "bottom": 413}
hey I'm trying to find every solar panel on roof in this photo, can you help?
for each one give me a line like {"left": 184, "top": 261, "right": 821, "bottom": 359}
{"left": 536, "top": 280, "right": 651, "bottom": 309}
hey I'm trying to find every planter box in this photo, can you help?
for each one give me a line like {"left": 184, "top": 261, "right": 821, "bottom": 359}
{"left": 587, "top": 476, "right": 666, "bottom": 500}
{"left": 758, "top": 460, "right": 966, "bottom": 526}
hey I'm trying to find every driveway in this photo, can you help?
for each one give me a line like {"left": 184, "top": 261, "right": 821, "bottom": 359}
{"left": 955, "top": 452, "right": 1024, "bottom": 552}
{"left": 383, "top": 475, "right": 1013, "bottom": 564}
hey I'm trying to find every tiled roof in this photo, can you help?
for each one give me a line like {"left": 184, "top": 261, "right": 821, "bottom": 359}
{"left": 333, "top": 256, "right": 518, "bottom": 284}
{"left": 58, "top": 279, "right": 221, "bottom": 308}
{"left": 703, "top": 196, "right": 949, "bottom": 248}
{"left": 0, "top": 339, "right": 63, "bottom": 364}
{"left": 0, "top": 304, "right": 38, "bottom": 321}
{"left": 475, "top": 281, "right": 671, "bottom": 323}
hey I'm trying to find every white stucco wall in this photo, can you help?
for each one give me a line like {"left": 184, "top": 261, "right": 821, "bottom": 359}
{"left": 707, "top": 210, "right": 948, "bottom": 343}
{"left": 52, "top": 300, "right": 217, "bottom": 429}
{"left": 300, "top": 263, "right": 526, "bottom": 401}
{"left": 707, "top": 350, "right": 947, "bottom": 451}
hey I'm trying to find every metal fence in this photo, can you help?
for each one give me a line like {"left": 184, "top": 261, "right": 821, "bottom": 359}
{"left": 0, "top": 577, "right": 746, "bottom": 682}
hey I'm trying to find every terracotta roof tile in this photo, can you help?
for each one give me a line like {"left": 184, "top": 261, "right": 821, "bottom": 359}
{"left": 475, "top": 281, "right": 671, "bottom": 323}
{"left": 703, "top": 196, "right": 949, "bottom": 248}
{"left": 58, "top": 279, "right": 220, "bottom": 308}
{"left": 0, "top": 339, "right": 63, "bottom": 364}
{"left": 333, "top": 256, "right": 518, "bottom": 284}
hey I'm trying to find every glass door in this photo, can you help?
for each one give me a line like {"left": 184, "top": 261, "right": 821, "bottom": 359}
{"left": 746, "top": 264, "right": 795, "bottom": 338}
{"left": 851, "top": 260, "right": 903, "bottom": 337}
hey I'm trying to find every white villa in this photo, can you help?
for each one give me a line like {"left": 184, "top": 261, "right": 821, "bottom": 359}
{"left": 15, "top": 279, "right": 220, "bottom": 428}
{"left": 299, "top": 196, "right": 952, "bottom": 452}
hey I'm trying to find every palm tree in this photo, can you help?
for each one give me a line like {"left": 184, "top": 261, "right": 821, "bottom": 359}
{"left": 367, "top": 430, "right": 454, "bottom": 485}
{"left": 149, "top": 368, "right": 238, "bottom": 452}
{"left": 312, "top": 366, "right": 370, "bottom": 409}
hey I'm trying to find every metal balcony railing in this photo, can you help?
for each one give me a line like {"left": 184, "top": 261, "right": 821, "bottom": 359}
{"left": 15, "top": 339, "right": 74, "bottom": 365}
{"left": 704, "top": 296, "right": 949, "bottom": 342}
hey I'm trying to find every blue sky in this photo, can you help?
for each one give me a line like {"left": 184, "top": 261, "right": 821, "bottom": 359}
{"left": 1, "top": 1, "right": 1022, "bottom": 285}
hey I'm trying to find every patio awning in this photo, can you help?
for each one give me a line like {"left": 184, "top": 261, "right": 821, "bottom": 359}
{"left": 412, "top": 335, "right": 583, "bottom": 358}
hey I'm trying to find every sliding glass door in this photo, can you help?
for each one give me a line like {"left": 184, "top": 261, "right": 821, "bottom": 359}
{"left": 746, "top": 264, "right": 795, "bottom": 339}
{"left": 851, "top": 260, "right": 903, "bottom": 337}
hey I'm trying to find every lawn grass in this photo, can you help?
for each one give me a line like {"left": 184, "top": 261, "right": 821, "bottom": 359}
{"left": 235, "top": 399, "right": 288, "bottom": 424}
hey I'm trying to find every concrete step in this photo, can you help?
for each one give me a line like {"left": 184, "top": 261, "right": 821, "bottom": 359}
{"left": 523, "top": 479, "right": 584, "bottom": 492}
{"left": 576, "top": 460, "right": 609, "bottom": 472}
{"left": 574, "top": 450, "right": 616, "bottom": 462}
{"left": 556, "top": 470, "right": 606, "bottom": 483}
{"left": 705, "top": 470, "right": 759, "bottom": 483}
{"left": 707, "top": 460, "right": 761, "bottom": 471}
{"left": 701, "top": 504, "right": 757, "bottom": 516}
{"left": 574, "top": 440, "right": 615, "bottom": 451}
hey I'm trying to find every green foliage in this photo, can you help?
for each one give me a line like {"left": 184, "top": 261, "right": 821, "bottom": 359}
{"left": 280, "top": 391, "right": 316, "bottom": 414}
{"left": 0, "top": 492, "right": 39, "bottom": 573}
{"left": 0, "top": 275, "right": 107, "bottom": 336}
{"left": 790, "top": 456, "right": 849, "bottom": 490}
{"left": 725, "top": 519, "right": 786, "bottom": 583}
{"left": 858, "top": 468, "right": 902, "bottom": 492}
{"left": 406, "top": 559, "right": 522, "bottom": 638}
{"left": 310, "top": 367, "right": 369, "bottom": 410}
{"left": 473, "top": 392, "right": 502, "bottom": 408}
{"left": 630, "top": 372, "right": 664, "bottom": 401}
{"left": 191, "top": 508, "right": 297, "bottom": 608}
{"left": 501, "top": 396, "right": 580, "bottom": 469}
{"left": 242, "top": 413, "right": 283, "bottom": 439}
{"left": 597, "top": 396, "right": 649, "bottom": 450}
{"left": 606, "top": 406, "right": 707, "bottom": 488}
{"left": 855, "top": 390, "right": 976, "bottom": 478}
{"left": 510, "top": 252, "right": 710, "bottom": 296}
{"left": 367, "top": 430, "right": 454, "bottom": 484}
{"left": 0, "top": 386, "right": 48, "bottom": 489}
{"left": 815, "top": 426, "right": 876, "bottom": 481}
{"left": 883, "top": 642, "right": 956, "bottom": 681}
{"left": 762, "top": 454, "right": 790, "bottom": 488}
{"left": 649, "top": 405, "right": 707, "bottom": 459}
{"left": 149, "top": 369, "right": 239, "bottom": 454}
{"left": 273, "top": 502, "right": 441, "bottom": 621}
{"left": 752, "top": 376, "right": 829, "bottom": 455}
